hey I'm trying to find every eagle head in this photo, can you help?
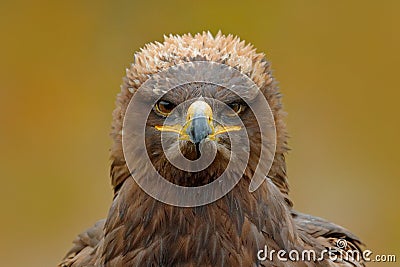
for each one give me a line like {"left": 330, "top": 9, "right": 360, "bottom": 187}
{"left": 110, "top": 32, "right": 290, "bottom": 200}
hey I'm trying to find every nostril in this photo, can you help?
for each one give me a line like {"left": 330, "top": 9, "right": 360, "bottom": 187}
{"left": 187, "top": 116, "right": 212, "bottom": 144}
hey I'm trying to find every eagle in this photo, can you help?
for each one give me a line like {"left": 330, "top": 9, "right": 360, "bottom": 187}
{"left": 60, "top": 32, "right": 364, "bottom": 267}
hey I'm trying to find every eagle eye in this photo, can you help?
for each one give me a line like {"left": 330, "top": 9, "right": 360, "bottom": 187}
{"left": 227, "top": 102, "right": 244, "bottom": 114}
{"left": 155, "top": 100, "right": 176, "bottom": 116}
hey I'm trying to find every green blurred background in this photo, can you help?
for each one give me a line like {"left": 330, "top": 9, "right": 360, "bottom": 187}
{"left": 0, "top": 1, "right": 399, "bottom": 266}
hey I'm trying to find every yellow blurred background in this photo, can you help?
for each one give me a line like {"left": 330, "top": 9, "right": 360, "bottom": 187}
{"left": 0, "top": 1, "right": 399, "bottom": 266}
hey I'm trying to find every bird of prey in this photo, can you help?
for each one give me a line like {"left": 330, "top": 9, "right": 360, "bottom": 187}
{"left": 60, "top": 32, "right": 364, "bottom": 267}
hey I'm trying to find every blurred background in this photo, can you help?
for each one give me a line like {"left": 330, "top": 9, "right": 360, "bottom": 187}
{"left": 0, "top": 1, "right": 399, "bottom": 266}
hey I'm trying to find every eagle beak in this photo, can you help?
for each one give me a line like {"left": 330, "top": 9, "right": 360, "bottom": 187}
{"left": 184, "top": 101, "right": 214, "bottom": 144}
{"left": 155, "top": 100, "right": 242, "bottom": 141}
